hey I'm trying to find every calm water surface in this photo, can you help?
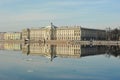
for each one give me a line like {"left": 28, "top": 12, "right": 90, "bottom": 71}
{"left": 0, "top": 43, "right": 120, "bottom": 80}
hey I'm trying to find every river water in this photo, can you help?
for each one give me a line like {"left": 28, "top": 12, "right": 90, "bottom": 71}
{"left": 0, "top": 42, "right": 120, "bottom": 80}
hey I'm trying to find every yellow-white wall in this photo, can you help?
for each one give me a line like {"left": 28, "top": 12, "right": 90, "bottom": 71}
{"left": 4, "top": 32, "right": 21, "bottom": 40}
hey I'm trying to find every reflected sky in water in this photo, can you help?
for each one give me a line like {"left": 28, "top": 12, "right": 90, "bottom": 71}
{"left": 0, "top": 43, "right": 120, "bottom": 80}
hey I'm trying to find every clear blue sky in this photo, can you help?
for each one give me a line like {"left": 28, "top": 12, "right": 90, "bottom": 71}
{"left": 0, "top": 0, "right": 120, "bottom": 31}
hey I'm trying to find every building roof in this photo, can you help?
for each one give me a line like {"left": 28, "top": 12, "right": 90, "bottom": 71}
{"left": 81, "top": 27, "right": 105, "bottom": 31}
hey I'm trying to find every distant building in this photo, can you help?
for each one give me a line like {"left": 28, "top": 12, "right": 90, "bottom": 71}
{"left": 22, "top": 29, "right": 30, "bottom": 41}
{"left": 4, "top": 32, "right": 22, "bottom": 40}
{"left": 81, "top": 28, "right": 106, "bottom": 40}
{"left": 22, "top": 23, "right": 57, "bottom": 41}
{"left": 22, "top": 23, "right": 106, "bottom": 41}
{"left": 56, "top": 26, "right": 81, "bottom": 40}
{"left": 0, "top": 32, "right": 5, "bottom": 40}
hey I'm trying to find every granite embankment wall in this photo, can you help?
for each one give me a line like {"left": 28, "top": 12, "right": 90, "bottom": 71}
{"left": 0, "top": 40, "right": 120, "bottom": 45}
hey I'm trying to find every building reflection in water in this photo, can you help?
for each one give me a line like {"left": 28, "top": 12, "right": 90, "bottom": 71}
{"left": 0, "top": 42, "right": 21, "bottom": 51}
{"left": 0, "top": 42, "right": 120, "bottom": 61}
{"left": 22, "top": 43, "right": 120, "bottom": 61}
{"left": 105, "top": 45, "right": 120, "bottom": 58}
{"left": 22, "top": 43, "right": 56, "bottom": 61}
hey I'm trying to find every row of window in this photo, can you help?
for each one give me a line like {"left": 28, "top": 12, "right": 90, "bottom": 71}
{"left": 30, "top": 30, "right": 80, "bottom": 33}
{"left": 57, "top": 30, "right": 74, "bottom": 33}
{"left": 30, "top": 34, "right": 80, "bottom": 37}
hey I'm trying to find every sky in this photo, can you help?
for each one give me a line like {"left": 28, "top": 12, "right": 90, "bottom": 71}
{"left": 0, "top": 0, "right": 120, "bottom": 32}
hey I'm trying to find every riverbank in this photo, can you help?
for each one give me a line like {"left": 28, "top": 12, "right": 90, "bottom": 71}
{"left": 0, "top": 40, "right": 120, "bottom": 45}
{"left": 0, "top": 40, "right": 23, "bottom": 43}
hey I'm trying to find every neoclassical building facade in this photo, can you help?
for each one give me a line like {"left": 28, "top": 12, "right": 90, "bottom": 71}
{"left": 22, "top": 23, "right": 106, "bottom": 41}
